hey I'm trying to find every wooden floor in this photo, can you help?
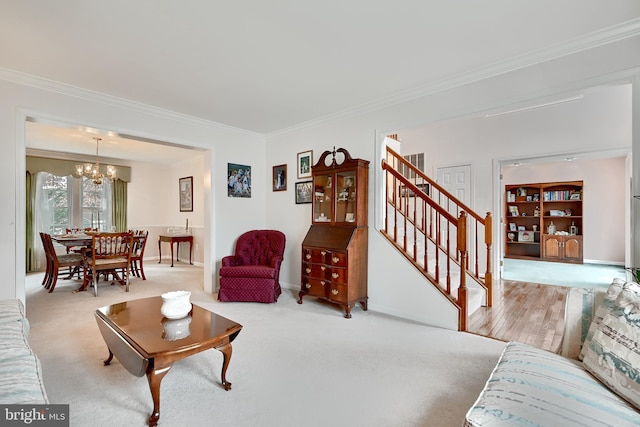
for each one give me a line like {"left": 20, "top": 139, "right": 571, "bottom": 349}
{"left": 466, "top": 279, "right": 569, "bottom": 353}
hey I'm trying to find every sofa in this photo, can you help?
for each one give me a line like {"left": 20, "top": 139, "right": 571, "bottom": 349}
{"left": 465, "top": 279, "right": 640, "bottom": 426}
{"left": 0, "top": 299, "right": 48, "bottom": 404}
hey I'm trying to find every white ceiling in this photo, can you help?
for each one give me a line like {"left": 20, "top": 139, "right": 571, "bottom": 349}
{"left": 2, "top": 1, "right": 640, "bottom": 162}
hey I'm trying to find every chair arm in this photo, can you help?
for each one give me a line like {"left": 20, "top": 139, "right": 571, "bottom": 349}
{"left": 222, "top": 255, "right": 244, "bottom": 267}
{"left": 270, "top": 256, "right": 284, "bottom": 270}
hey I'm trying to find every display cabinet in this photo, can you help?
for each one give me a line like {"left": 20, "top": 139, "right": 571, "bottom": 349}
{"left": 505, "top": 180, "right": 583, "bottom": 264}
{"left": 298, "top": 147, "right": 369, "bottom": 318}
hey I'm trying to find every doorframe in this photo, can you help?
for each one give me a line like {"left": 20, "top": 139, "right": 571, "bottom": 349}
{"left": 15, "top": 109, "right": 215, "bottom": 302}
{"left": 493, "top": 148, "right": 632, "bottom": 279}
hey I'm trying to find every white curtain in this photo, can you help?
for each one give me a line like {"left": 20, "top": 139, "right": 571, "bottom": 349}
{"left": 34, "top": 172, "right": 52, "bottom": 271}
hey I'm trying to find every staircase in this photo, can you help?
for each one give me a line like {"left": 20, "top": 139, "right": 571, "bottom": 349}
{"left": 381, "top": 146, "right": 493, "bottom": 331}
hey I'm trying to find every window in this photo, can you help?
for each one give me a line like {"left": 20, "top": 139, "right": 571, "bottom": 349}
{"left": 402, "top": 153, "right": 425, "bottom": 179}
{"left": 37, "top": 173, "right": 112, "bottom": 235}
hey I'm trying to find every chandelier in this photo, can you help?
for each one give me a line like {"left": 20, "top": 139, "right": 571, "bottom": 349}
{"left": 74, "top": 137, "right": 116, "bottom": 184}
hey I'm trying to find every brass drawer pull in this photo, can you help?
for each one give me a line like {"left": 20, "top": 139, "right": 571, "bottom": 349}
{"left": 305, "top": 283, "right": 311, "bottom": 289}
{"left": 321, "top": 251, "right": 326, "bottom": 256}
{"left": 332, "top": 256, "right": 339, "bottom": 263}
{"left": 331, "top": 289, "right": 339, "bottom": 296}
{"left": 332, "top": 273, "right": 339, "bottom": 279}
{"left": 306, "top": 268, "right": 311, "bottom": 274}
{"left": 320, "top": 281, "right": 326, "bottom": 286}
{"left": 321, "top": 266, "right": 326, "bottom": 271}
{"left": 305, "top": 254, "right": 311, "bottom": 260}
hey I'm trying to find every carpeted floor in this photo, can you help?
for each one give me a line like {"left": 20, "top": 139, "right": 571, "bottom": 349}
{"left": 24, "top": 264, "right": 506, "bottom": 427}
{"left": 502, "top": 258, "right": 626, "bottom": 288}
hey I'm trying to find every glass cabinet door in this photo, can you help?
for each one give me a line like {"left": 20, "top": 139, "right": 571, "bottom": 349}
{"left": 335, "top": 172, "right": 356, "bottom": 223}
{"left": 313, "top": 174, "right": 333, "bottom": 223}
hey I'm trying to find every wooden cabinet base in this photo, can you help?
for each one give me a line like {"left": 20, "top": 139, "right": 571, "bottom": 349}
{"left": 297, "top": 294, "right": 368, "bottom": 319}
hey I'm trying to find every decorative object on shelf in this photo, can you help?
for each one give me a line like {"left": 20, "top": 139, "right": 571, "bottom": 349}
{"left": 179, "top": 176, "right": 193, "bottom": 212}
{"left": 533, "top": 193, "right": 540, "bottom": 201}
{"left": 533, "top": 225, "right": 538, "bottom": 232}
{"left": 517, "top": 225, "right": 525, "bottom": 231}
{"left": 570, "top": 222, "right": 578, "bottom": 235}
{"left": 160, "top": 290, "right": 192, "bottom": 319}
{"left": 509, "top": 223, "right": 517, "bottom": 231}
{"left": 509, "top": 206, "right": 519, "bottom": 216}
{"left": 534, "top": 206, "right": 540, "bottom": 216}
{"left": 508, "top": 232, "right": 516, "bottom": 242}
{"left": 297, "top": 150, "right": 313, "bottom": 179}
{"left": 295, "top": 181, "right": 313, "bottom": 204}
{"left": 74, "top": 137, "right": 116, "bottom": 185}
{"left": 227, "top": 163, "right": 252, "bottom": 198}
{"left": 272, "top": 164, "right": 287, "bottom": 191}
{"left": 548, "top": 221, "right": 556, "bottom": 235}
{"left": 570, "top": 192, "right": 582, "bottom": 200}
{"left": 526, "top": 195, "right": 532, "bottom": 201}
{"left": 550, "top": 209, "right": 565, "bottom": 216}
{"left": 518, "top": 231, "right": 532, "bottom": 241}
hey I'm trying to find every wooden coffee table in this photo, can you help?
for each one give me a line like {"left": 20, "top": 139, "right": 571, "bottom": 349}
{"left": 95, "top": 296, "right": 242, "bottom": 426}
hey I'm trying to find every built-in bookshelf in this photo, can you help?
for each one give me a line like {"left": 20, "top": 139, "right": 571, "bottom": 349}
{"left": 505, "top": 180, "right": 583, "bottom": 264}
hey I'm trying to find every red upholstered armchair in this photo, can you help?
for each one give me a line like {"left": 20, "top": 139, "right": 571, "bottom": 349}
{"left": 218, "top": 230, "right": 286, "bottom": 303}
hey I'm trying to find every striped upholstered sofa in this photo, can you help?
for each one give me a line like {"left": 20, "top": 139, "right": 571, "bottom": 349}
{"left": 465, "top": 279, "right": 640, "bottom": 426}
{"left": 0, "top": 299, "right": 48, "bottom": 404}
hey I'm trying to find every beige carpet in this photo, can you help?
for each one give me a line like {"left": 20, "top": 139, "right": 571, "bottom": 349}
{"left": 24, "top": 263, "right": 506, "bottom": 427}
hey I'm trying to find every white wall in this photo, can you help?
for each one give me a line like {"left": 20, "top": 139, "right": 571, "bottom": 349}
{"left": 398, "top": 84, "right": 631, "bottom": 264}
{"left": 502, "top": 157, "right": 626, "bottom": 263}
{"left": 2, "top": 76, "right": 266, "bottom": 302}
{"left": 265, "top": 35, "right": 640, "bottom": 330}
{"left": 128, "top": 153, "right": 208, "bottom": 264}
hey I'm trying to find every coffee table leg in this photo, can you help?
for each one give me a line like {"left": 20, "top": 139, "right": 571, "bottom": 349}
{"left": 146, "top": 364, "right": 172, "bottom": 427}
{"left": 217, "top": 343, "right": 233, "bottom": 390}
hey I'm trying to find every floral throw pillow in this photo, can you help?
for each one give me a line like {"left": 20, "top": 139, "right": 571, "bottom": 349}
{"left": 582, "top": 281, "right": 640, "bottom": 410}
{"left": 579, "top": 278, "right": 626, "bottom": 360}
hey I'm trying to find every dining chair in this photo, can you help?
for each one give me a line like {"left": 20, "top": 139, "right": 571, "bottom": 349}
{"left": 129, "top": 230, "right": 149, "bottom": 280}
{"left": 41, "top": 232, "right": 84, "bottom": 293}
{"left": 83, "top": 232, "right": 134, "bottom": 297}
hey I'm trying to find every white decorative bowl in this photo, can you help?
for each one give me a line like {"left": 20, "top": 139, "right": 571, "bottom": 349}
{"left": 160, "top": 290, "right": 192, "bottom": 320}
{"left": 162, "top": 316, "right": 192, "bottom": 341}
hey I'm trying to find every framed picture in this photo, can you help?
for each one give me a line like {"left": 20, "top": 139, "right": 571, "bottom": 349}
{"left": 532, "top": 193, "right": 540, "bottom": 201}
{"left": 295, "top": 181, "right": 313, "bottom": 204}
{"left": 508, "top": 205, "right": 519, "bottom": 216}
{"left": 227, "top": 163, "right": 251, "bottom": 198}
{"left": 179, "top": 176, "right": 193, "bottom": 212}
{"left": 508, "top": 223, "right": 517, "bottom": 231}
{"left": 297, "top": 150, "right": 313, "bottom": 179}
{"left": 272, "top": 164, "right": 287, "bottom": 191}
{"left": 517, "top": 225, "right": 525, "bottom": 231}
{"left": 570, "top": 192, "right": 581, "bottom": 200}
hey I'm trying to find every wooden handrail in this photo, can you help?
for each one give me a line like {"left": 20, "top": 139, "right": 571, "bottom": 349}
{"left": 381, "top": 146, "right": 493, "bottom": 331}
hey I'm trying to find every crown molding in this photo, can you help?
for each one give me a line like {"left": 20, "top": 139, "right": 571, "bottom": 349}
{"left": 0, "top": 67, "right": 263, "bottom": 139}
{"left": 268, "top": 18, "right": 640, "bottom": 138}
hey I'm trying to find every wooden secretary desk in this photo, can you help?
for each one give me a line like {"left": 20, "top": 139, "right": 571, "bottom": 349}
{"left": 297, "top": 147, "right": 369, "bottom": 318}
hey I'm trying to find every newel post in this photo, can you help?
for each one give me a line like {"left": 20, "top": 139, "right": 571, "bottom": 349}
{"left": 484, "top": 212, "right": 493, "bottom": 307}
{"left": 457, "top": 211, "right": 468, "bottom": 331}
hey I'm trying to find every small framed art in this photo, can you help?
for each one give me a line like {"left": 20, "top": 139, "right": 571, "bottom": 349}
{"left": 179, "top": 176, "right": 193, "bottom": 212}
{"left": 273, "top": 164, "right": 287, "bottom": 191}
{"left": 297, "top": 150, "right": 313, "bottom": 179}
{"left": 295, "top": 181, "right": 313, "bottom": 204}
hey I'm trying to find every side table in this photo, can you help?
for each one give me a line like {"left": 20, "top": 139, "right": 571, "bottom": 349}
{"left": 158, "top": 234, "right": 193, "bottom": 267}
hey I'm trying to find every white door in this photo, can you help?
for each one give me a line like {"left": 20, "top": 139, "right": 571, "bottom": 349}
{"left": 436, "top": 164, "right": 472, "bottom": 212}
